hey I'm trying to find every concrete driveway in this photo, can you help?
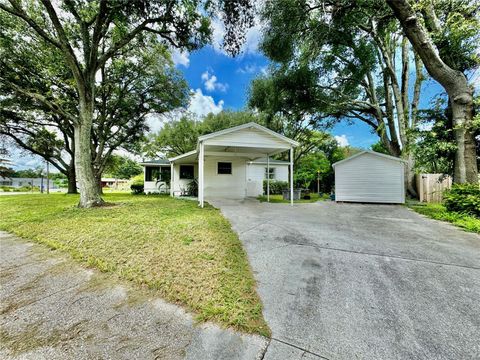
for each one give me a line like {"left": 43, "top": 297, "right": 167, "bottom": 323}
{"left": 212, "top": 199, "right": 480, "bottom": 360}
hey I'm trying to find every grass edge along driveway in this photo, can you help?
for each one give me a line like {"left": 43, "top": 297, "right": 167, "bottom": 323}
{"left": 0, "top": 193, "right": 270, "bottom": 336}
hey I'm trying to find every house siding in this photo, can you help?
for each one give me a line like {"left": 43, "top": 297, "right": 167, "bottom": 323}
{"left": 334, "top": 153, "right": 405, "bottom": 203}
{"left": 202, "top": 157, "right": 246, "bottom": 199}
{"left": 171, "top": 163, "right": 198, "bottom": 195}
{"left": 246, "top": 163, "right": 289, "bottom": 196}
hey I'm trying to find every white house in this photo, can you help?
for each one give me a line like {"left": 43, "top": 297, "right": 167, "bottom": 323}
{"left": 141, "top": 122, "right": 298, "bottom": 206}
{"left": 333, "top": 151, "right": 406, "bottom": 204}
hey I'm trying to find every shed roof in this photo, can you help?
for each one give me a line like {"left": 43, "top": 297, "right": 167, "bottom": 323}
{"left": 332, "top": 151, "right": 406, "bottom": 168}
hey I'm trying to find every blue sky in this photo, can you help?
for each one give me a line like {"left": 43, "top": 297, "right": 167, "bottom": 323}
{"left": 174, "top": 42, "right": 448, "bottom": 150}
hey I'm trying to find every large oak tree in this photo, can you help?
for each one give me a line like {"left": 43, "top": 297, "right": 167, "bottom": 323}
{"left": 1, "top": 22, "right": 189, "bottom": 193}
{"left": 386, "top": 0, "right": 479, "bottom": 183}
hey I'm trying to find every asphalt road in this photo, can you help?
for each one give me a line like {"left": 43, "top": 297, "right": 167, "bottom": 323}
{"left": 212, "top": 199, "right": 480, "bottom": 360}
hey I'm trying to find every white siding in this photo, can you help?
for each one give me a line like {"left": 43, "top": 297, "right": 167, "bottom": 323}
{"left": 335, "top": 153, "right": 405, "bottom": 203}
{"left": 203, "top": 128, "right": 290, "bottom": 149}
{"left": 172, "top": 163, "right": 198, "bottom": 195}
{"left": 246, "top": 163, "right": 289, "bottom": 197}
{"left": 204, "top": 157, "right": 246, "bottom": 199}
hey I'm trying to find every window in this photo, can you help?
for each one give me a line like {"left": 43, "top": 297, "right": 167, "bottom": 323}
{"left": 179, "top": 165, "right": 194, "bottom": 179}
{"left": 0, "top": 180, "right": 12, "bottom": 186}
{"left": 159, "top": 167, "right": 171, "bottom": 182}
{"left": 145, "top": 167, "right": 160, "bottom": 182}
{"left": 264, "top": 167, "right": 276, "bottom": 180}
{"left": 217, "top": 162, "right": 232, "bottom": 174}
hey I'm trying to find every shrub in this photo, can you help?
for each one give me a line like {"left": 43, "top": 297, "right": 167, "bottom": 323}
{"left": 263, "top": 180, "right": 288, "bottom": 195}
{"left": 131, "top": 174, "right": 144, "bottom": 185}
{"left": 444, "top": 183, "right": 480, "bottom": 217}
{"left": 186, "top": 179, "right": 198, "bottom": 196}
{"left": 130, "top": 184, "right": 144, "bottom": 195}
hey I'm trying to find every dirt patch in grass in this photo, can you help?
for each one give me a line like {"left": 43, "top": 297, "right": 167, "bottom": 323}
{"left": 0, "top": 193, "right": 270, "bottom": 336}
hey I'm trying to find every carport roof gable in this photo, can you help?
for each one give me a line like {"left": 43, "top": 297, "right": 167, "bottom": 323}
{"left": 197, "top": 122, "right": 299, "bottom": 147}
{"left": 332, "top": 151, "right": 406, "bottom": 168}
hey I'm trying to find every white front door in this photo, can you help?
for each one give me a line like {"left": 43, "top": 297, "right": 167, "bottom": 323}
{"left": 246, "top": 163, "right": 261, "bottom": 197}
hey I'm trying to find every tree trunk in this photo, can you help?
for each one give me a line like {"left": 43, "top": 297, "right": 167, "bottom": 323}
{"left": 403, "top": 151, "right": 417, "bottom": 198}
{"left": 450, "top": 92, "right": 477, "bottom": 183}
{"left": 75, "top": 99, "right": 104, "bottom": 207}
{"left": 386, "top": 0, "right": 478, "bottom": 183}
{"left": 67, "top": 167, "right": 77, "bottom": 194}
{"left": 96, "top": 172, "right": 103, "bottom": 195}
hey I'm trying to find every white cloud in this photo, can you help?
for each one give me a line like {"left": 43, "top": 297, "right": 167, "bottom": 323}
{"left": 146, "top": 89, "right": 225, "bottom": 134}
{"left": 335, "top": 134, "right": 350, "bottom": 147}
{"left": 201, "top": 70, "right": 228, "bottom": 92}
{"left": 242, "top": 24, "right": 262, "bottom": 54}
{"left": 171, "top": 49, "right": 190, "bottom": 67}
{"left": 237, "top": 63, "right": 268, "bottom": 75}
{"left": 188, "top": 88, "right": 224, "bottom": 117}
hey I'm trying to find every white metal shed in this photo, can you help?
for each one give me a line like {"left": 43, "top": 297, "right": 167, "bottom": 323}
{"left": 332, "top": 151, "right": 406, "bottom": 204}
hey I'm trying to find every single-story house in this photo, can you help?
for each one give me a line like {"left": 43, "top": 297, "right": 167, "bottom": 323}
{"left": 141, "top": 122, "right": 298, "bottom": 206}
{"left": 333, "top": 150, "right": 406, "bottom": 204}
{"left": 100, "top": 178, "right": 130, "bottom": 189}
{"left": 0, "top": 177, "right": 58, "bottom": 190}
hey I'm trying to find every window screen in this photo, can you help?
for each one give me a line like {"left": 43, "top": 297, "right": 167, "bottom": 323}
{"left": 145, "top": 167, "right": 160, "bottom": 181}
{"left": 217, "top": 162, "right": 232, "bottom": 174}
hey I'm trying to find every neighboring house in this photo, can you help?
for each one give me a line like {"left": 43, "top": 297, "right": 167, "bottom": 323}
{"left": 333, "top": 151, "right": 406, "bottom": 204}
{"left": 100, "top": 178, "right": 129, "bottom": 189}
{"left": 141, "top": 122, "right": 298, "bottom": 206}
{"left": 0, "top": 177, "right": 59, "bottom": 190}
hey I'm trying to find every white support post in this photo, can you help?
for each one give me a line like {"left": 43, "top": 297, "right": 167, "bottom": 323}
{"left": 267, "top": 154, "right": 270, "bottom": 202}
{"left": 199, "top": 141, "right": 204, "bottom": 208}
{"left": 290, "top": 147, "right": 294, "bottom": 206}
{"left": 170, "top": 162, "right": 174, "bottom": 197}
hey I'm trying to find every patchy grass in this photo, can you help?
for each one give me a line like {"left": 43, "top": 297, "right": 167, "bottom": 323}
{"left": 409, "top": 202, "right": 480, "bottom": 234}
{"left": 257, "top": 192, "right": 330, "bottom": 203}
{"left": 0, "top": 193, "right": 269, "bottom": 336}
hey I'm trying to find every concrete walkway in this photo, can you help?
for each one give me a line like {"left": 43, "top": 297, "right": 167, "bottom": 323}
{"left": 0, "top": 232, "right": 268, "bottom": 360}
{"left": 212, "top": 199, "right": 480, "bottom": 360}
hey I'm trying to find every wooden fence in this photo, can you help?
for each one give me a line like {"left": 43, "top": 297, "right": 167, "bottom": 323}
{"left": 416, "top": 173, "right": 452, "bottom": 203}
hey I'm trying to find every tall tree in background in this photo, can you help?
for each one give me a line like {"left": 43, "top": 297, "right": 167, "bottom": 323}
{"left": 147, "top": 111, "right": 263, "bottom": 157}
{"left": 0, "top": 146, "right": 14, "bottom": 179}
{"left": 254, "top": 0, "right": 427, "bottom": 195}
{"left": 386, "top": 0, "right": 479, "bottom": 183}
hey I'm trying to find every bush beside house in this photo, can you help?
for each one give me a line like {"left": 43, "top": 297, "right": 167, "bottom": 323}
{"left": 263, "top": 180, "right": 288, "bottom": 195}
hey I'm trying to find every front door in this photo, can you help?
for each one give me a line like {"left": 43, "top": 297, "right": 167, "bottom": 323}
{"left": 246, "top": 163, "right": 261, "bottom": 197}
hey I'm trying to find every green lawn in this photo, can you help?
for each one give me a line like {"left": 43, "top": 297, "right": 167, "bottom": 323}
{"left": 409, "top": 202, "right": 480, "bottom": 234}
{"left": 257, "top": 192, "right": 330, "bottom": 203}
{"left": 0, "top": 193, "right": 269, "bottom": 336}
